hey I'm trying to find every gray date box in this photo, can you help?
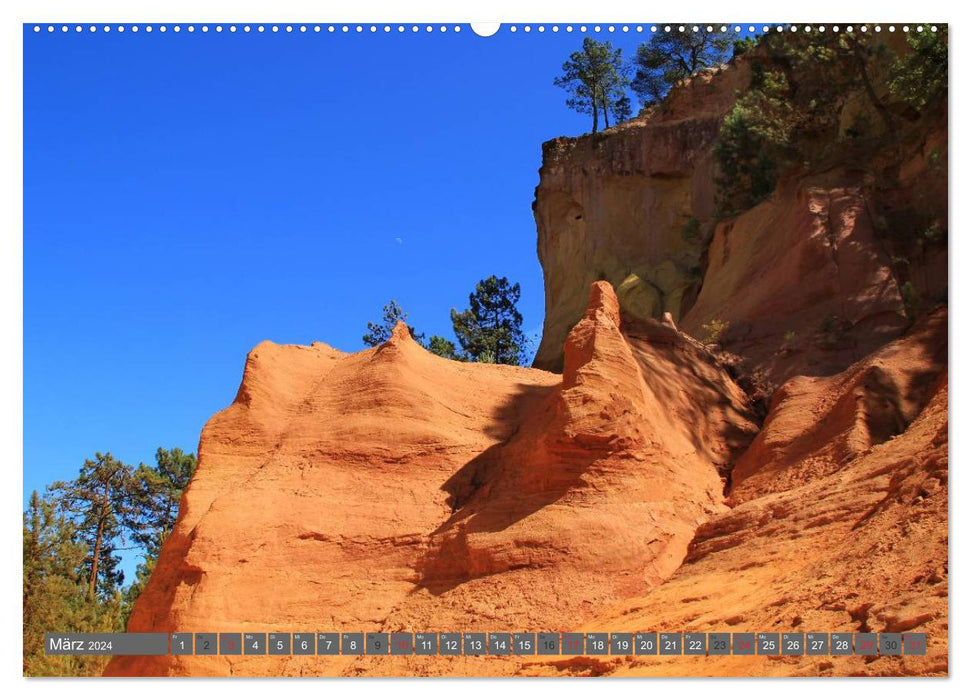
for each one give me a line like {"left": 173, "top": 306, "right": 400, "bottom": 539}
{"left": 292, "top": 633, "right": 314, "bottom": 655}
{"left": 757, "top": 632, "right": 780, "bottom": 655}
{"left": 635, "top": 632, "right": 658, "bottom": 655}
{"left": 170, "top": 633, "right": 192, "bottom": 655}
{"left": 366, "top": 632, "right": 389, "bottom": 655}
{"left": 439, "top": 633, "right": 461, "bottom": 655}
{"left": 660, "top": 632, "right": 682, "bottom": 655}
{"left": 243, "top": 633, "right": 266, "bottom": 655}
{"left": 903, "top": 633, "right": 926, "bottom": 655}
{"left": 782, "top": 633, "right": 804, "bottom": 655}
{"left": 708, "top": 633, "right": 731, "bottom": 655}
{"left": 464, "top": 632, "right": 486, "bottom": 655}
{"left": 538, "top": 633, "right": 560, "bottom": 655}
{"left": 414, "top": 633, "right": 436, "bottom": 655}
{"left": 732, "top": 632, "right": 755, "bottom": 655}
{"left": 316, "top": 633, "right": 339, "bottom": 655}
{"left": 585, "top": 633, "right": 608, "bottom": 655}
{"left": 514, "top": 633, "right": 536, "bottom": 655}
{"left": 855, "top": 633, "right": 878, "bottom": 656}
{"left": 390, "top": 632, "right": 413, "bottom": 655}
{"left": 489, "top": 633, "right": 511, "bottom": 655}
{"left": 684, "top": 633, "right": 706, "bottom": 655}
{"left": 219, "top": 633, "right": 241, "bottom": 655}
{"left": 561, "top": 633, "right": 584, "bottom": 655}
{"left": 268, "top": 633, "right": 290, "bottom": 655}
{"left": 341, "top": 632, "right": 364, "bottom": 655}
{"left": 610, "top": 632, "right": 633, "bottom": 655}
{"left": 831, "top": 633, "right": 853, "bottom": 655}
{"left": 880, "top": 633, "right": 902, "bottom": 656}
{"left": 194, "top": 633, "right": 217, "bottom": 655}
{"left": 807, "top": 633, "right": 828, "bottom": 655}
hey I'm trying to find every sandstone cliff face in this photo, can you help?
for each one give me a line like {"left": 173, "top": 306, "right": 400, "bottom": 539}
{"left": 681, "top": 184, "right": 910, "bottom": 386}
{"left": 532, "top": 62, "right": 751, "bottom": 372}
{"left": 532, "top": 55, "right": 947, "bottom": 388}
{"left": 729, "top": 308, "right": 946, "bottom": 503}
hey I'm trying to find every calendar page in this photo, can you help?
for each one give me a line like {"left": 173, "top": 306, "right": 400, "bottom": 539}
{"left": 22, "top": 15, "right": 948, "bottom": 680}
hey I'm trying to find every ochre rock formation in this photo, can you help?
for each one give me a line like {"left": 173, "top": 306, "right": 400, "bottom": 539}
{"left": 580, "top": 312, "right": 947, "bottom": 678}
{"left": 105, "top": 282, "right": 946, "bottom": 677}
{"left": 106, "top": 282, "right": 763, "bottom": 676}
{"left": 729, "top": 308, "right": 946, "bottom": 503}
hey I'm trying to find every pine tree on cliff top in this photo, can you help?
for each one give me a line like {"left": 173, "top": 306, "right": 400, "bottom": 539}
{"left": 554, "top": 37, "right": 629, "bottom": 133}
{"left": 426, "top": 334, "right": 462, "bottom": 360}
{"left": 631, "top": 26, "right": 733, "bottom": 106}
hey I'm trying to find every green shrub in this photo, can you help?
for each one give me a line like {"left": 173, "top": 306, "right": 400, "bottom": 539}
{"left": 714, "top": 101, "right": 779, "bottom": 215}
{"left": 900, "top": 281, "right": 920, "bottom": 321}
{"left": 701, "top": 318, "right": 730, "bottom": 345}
{"left": 922, "top": 221, "right": 946, "bottom": 245}
{"left": 926, "top": 146, "right": 945, "bottom": 176}
{"left": 714, "top": 28, "right": 945, "bottom": 218}
{"left": 888, "top": 25, "right": 948, "bottom": 111}
{"left": 680, "top": 216, "right": 702, "bottom": 244}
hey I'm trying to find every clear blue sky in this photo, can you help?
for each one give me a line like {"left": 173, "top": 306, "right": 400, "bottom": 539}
{"left": 23, "top": 24, "right": 700, "bottom": 573}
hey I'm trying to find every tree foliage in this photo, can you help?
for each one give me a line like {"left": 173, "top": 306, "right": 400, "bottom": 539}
{"left": 612, "top": 95, "right": 633, "bottom": 123}
{"left": 47, "top": 453, "right": 133, "bottom": 601}
{"left": 713, "top": 69, "right": 790, "bottom": 214}
{"left": 554, "top": 38, "right": 629, "bottom": 133}
{"left": 450, "top": 276, "right": 527, "bottom": 365}
{"left": 426, "top": 335, "right": 462, "bottom": 360}
{"left": 24, "top": 447, "right": 196, "bottom": 676}
{"left": 126, "top": 448, "right": 197, "bottom": 558}
{"left": 23, "top": 490, "right": 110, "bottom": 676}
{"left": 631, "top": 27, "right": 733, "bottom": 105}
{"left": 713, "top": 27, "right": 948, "bottom": 216}
{"left": 362, "top": 299, "right": 424, "bottom": 346}
{"left": 888, "top": 25, "right": 948, "bottom": 110}
{"left": 121, "top": 448, "right": 197, "bottom": 613}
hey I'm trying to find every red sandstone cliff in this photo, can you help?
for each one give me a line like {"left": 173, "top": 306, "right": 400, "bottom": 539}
{"left": 532, "top": 53, "right": 946, "bottom": 391}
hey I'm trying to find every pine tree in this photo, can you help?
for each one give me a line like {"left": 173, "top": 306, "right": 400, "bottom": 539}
{"left": 126, "top": 447, "right": 197, "bottom": 558}
{"left": 631, "top": 26, "right": 733, "bottom": 105}
{"left": 362, "top": 300, "right": 425, "bottom": 346}
{"left": 426, "top": 335, "right": 463, "bottom": 360}
{"left": 23, "top": 490, "right": 114, "bottom": 676}
{"left": 612, "top": 95, "right": 633, "bottom": 123}
{"left": 554, "top": 38, "right": 629, "bottom": 133}
{"left": 120, "top": 448, "right": 197, "bottom": 617}
{"left": 48, "top": 453, "right": 134, "bottom": 601}
{"left": 450, "top": 276, "right": 527, "bottom": 365}
{"left": 889, "top": 24, "right": 948, "bottom": 110}
{"left": 24, "top": 446, "right": 199, "bottom": 675}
